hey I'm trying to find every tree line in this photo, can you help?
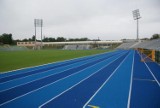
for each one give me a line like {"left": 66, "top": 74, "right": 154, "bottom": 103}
{"left": 22, "top": 36, "right": 90, "bottom": 42}
{"left": 0, "top": 33, "right": 91, "bottom": 45}
{"left": 0, "top": 33, "right": 13, "bottom": 45}
{"left": 0, "top": 33, "right": 160, "bottom": 45}
{"left": 150, "top": 34, "right": 160, "bottom": 40}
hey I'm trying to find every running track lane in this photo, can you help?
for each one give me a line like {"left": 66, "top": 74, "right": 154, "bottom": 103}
{"left": 144, "top": 59, "right": 160, "bottom": 83}
{"left": 0, "top": 51, "right": 128, "bottom": 104}
{"left": 0, "top": 50, "right": 125, "bottom": 107}
{"left": 0, "top": 51, "right": 124, "bottom": 91}
{"left": 130, "top": 51, "right": 160, "bottom": 108}
{"left": 0, "top": 51, "right": 112, "bottom": 79}
{"left": 83, "top": 50, "right": 134, "bottom": 108}
{"left": 0, "top": 51, "right": 121, "bottom": 83}
{"left": 40, "top": 51, "right": 129, "bottom": 108}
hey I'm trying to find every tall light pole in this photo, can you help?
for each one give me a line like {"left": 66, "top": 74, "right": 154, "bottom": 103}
{"left": 34, "top": 19, "right": 37, "bottom": 49}
{"left": 132, "top": 9, "right": 141, "bottom": 41}
{"left": 34, "top": 19, "right": 43, "bottom": 49}
{"left": 40, "top": 19, "right": 43, "bottom": 48}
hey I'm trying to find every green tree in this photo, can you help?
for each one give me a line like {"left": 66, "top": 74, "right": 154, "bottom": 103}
{"left": 43, "top": 37, "right": 49, "bottom": 42}
{"left": 32, "top": 35, "right": 35, "bottom": 41}
{"left": 43, "top": 37, "right": 56, "bottom": 42}
{"left": 68, "top": 37, "right": 89, "bottom": 41}
{"left": 150, "top": 34, "right": 160, "bottom": 40}
{"left": 56, "top": 37, "right": 66, "bottom": 42}
{"left": 0, "top": 35, "right": 2, "bottom": 44}
{"left": 1, "top": 33, "right": 13, "bottom": 44}
{"left": 22, "top": 38, "right": 28, "bottom": 42}
{"left": 48, "top": 37, "right": 56, "bottom": 42}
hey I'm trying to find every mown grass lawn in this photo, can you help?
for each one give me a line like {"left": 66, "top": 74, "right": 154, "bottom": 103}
{"left": 0, "top": 50, "right": 111, "bottom": 73}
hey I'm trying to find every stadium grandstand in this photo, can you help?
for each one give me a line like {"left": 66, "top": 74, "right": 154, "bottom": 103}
{"left": 116, "top": 39, "right": 160, "bottom": 50}
{"left": 63, "top": 45, "right": 91, "bottom": 50}
{"left": 0, "top": 45, "right": 28, "bottom": 51}
{"left": 15, "top": 39, "right": 160, "bottom": 63}
{"left": 116, "top": 38, "right": 160, "bottom": 63}
{"left": 116, "top": 42, "right": 137, "bottom": 49}
{"left": 17, "top": 40, "right": 122, "bottom": 50}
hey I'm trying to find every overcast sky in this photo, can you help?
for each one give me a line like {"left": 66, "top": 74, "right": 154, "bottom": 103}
{"left": 0, "top": 0, "right": 160, "bottom": 40}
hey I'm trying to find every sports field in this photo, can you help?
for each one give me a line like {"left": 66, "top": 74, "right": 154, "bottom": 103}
{"left": 0, "top": 50, "right": 160, "bottom": 108}
{"left": 0, "top": 50, "right": 110, "bottom": 72}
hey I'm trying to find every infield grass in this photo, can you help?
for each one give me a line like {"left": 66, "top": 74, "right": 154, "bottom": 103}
{"left": 0, "top": 50, "right": 111, "bottom": 73}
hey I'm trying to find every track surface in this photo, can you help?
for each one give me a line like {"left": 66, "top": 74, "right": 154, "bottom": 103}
{"left": 0, "top": 50, "right": 160, "bottom": 108}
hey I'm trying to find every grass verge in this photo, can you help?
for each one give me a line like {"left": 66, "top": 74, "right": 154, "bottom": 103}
{"left": 0, "top": 50, "right": 111, "bottom": 73}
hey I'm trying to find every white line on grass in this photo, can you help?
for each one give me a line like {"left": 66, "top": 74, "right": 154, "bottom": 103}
{"left": 39, "top": 51, "right": 129, "bottom": 108}
{"left": 0, "top": 52, "right": 125, "bottom": 106}
{"left": 83, "top": 50, "right": 131, "bottom": 108}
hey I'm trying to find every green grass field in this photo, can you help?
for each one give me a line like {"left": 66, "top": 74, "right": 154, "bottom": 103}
{"left": 0, "top": 50, "right": 111, "bottom": 73}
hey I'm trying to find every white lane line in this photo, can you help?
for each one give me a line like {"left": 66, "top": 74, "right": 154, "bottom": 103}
{"left": 83, "top": 50, "right": 131, "bottom": 108}
{"left": 0, "top": 60, "right": 91, "bottom": 85}
{"left": 38, "top": 52, "right": 127, "bottom": 108}
{"left": 144, "top": 62, "right": 160, "bottom": 87}
{"left": 127, "top": 50, "right": 135, "bottom": 108}
{"left": 137, "top": 51, "right": 160, "bottom": 87}
{"left": 39, "top": 52, "right": 128, "bottom": 108}
{"left": 0, "top": 50, "right": 114, "bottom": 75}
{"left": 0, "top": 52, "right": 124, "bottom": 92}
{"left": 0, "top": 52, "right": 125, "bottom": 106}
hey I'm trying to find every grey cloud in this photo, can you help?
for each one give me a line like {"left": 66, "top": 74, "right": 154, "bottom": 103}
{"left": 0, "top": 0, "right": 160, "bottom": 40}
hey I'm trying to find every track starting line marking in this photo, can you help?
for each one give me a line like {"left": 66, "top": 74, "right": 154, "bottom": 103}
{"left": 133, "top": 78, "right": 156, "bottom": 82}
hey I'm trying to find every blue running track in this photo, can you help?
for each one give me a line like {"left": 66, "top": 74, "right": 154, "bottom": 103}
{"left": 0, "top": 50, "right": 160, "bottom": 108}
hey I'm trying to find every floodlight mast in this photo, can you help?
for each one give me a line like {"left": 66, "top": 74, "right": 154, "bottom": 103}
{"left": 34, "top": 19, "right": 43, "bottom": 49}
{"left": 34, "top": 19, "right": 37, "bottom": 49}
{"left": 132, "top": 9, "right": 141, "bottom": 41}
{"left": 41, "top": 19, "right": 43, "bottom": 48}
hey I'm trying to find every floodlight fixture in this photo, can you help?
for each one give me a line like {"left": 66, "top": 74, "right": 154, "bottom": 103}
{"left": 132, "top": 9, "right": 141, "bottom": 20}
{"left": 132, "top": 9, "right": 141, "bottom": 41}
